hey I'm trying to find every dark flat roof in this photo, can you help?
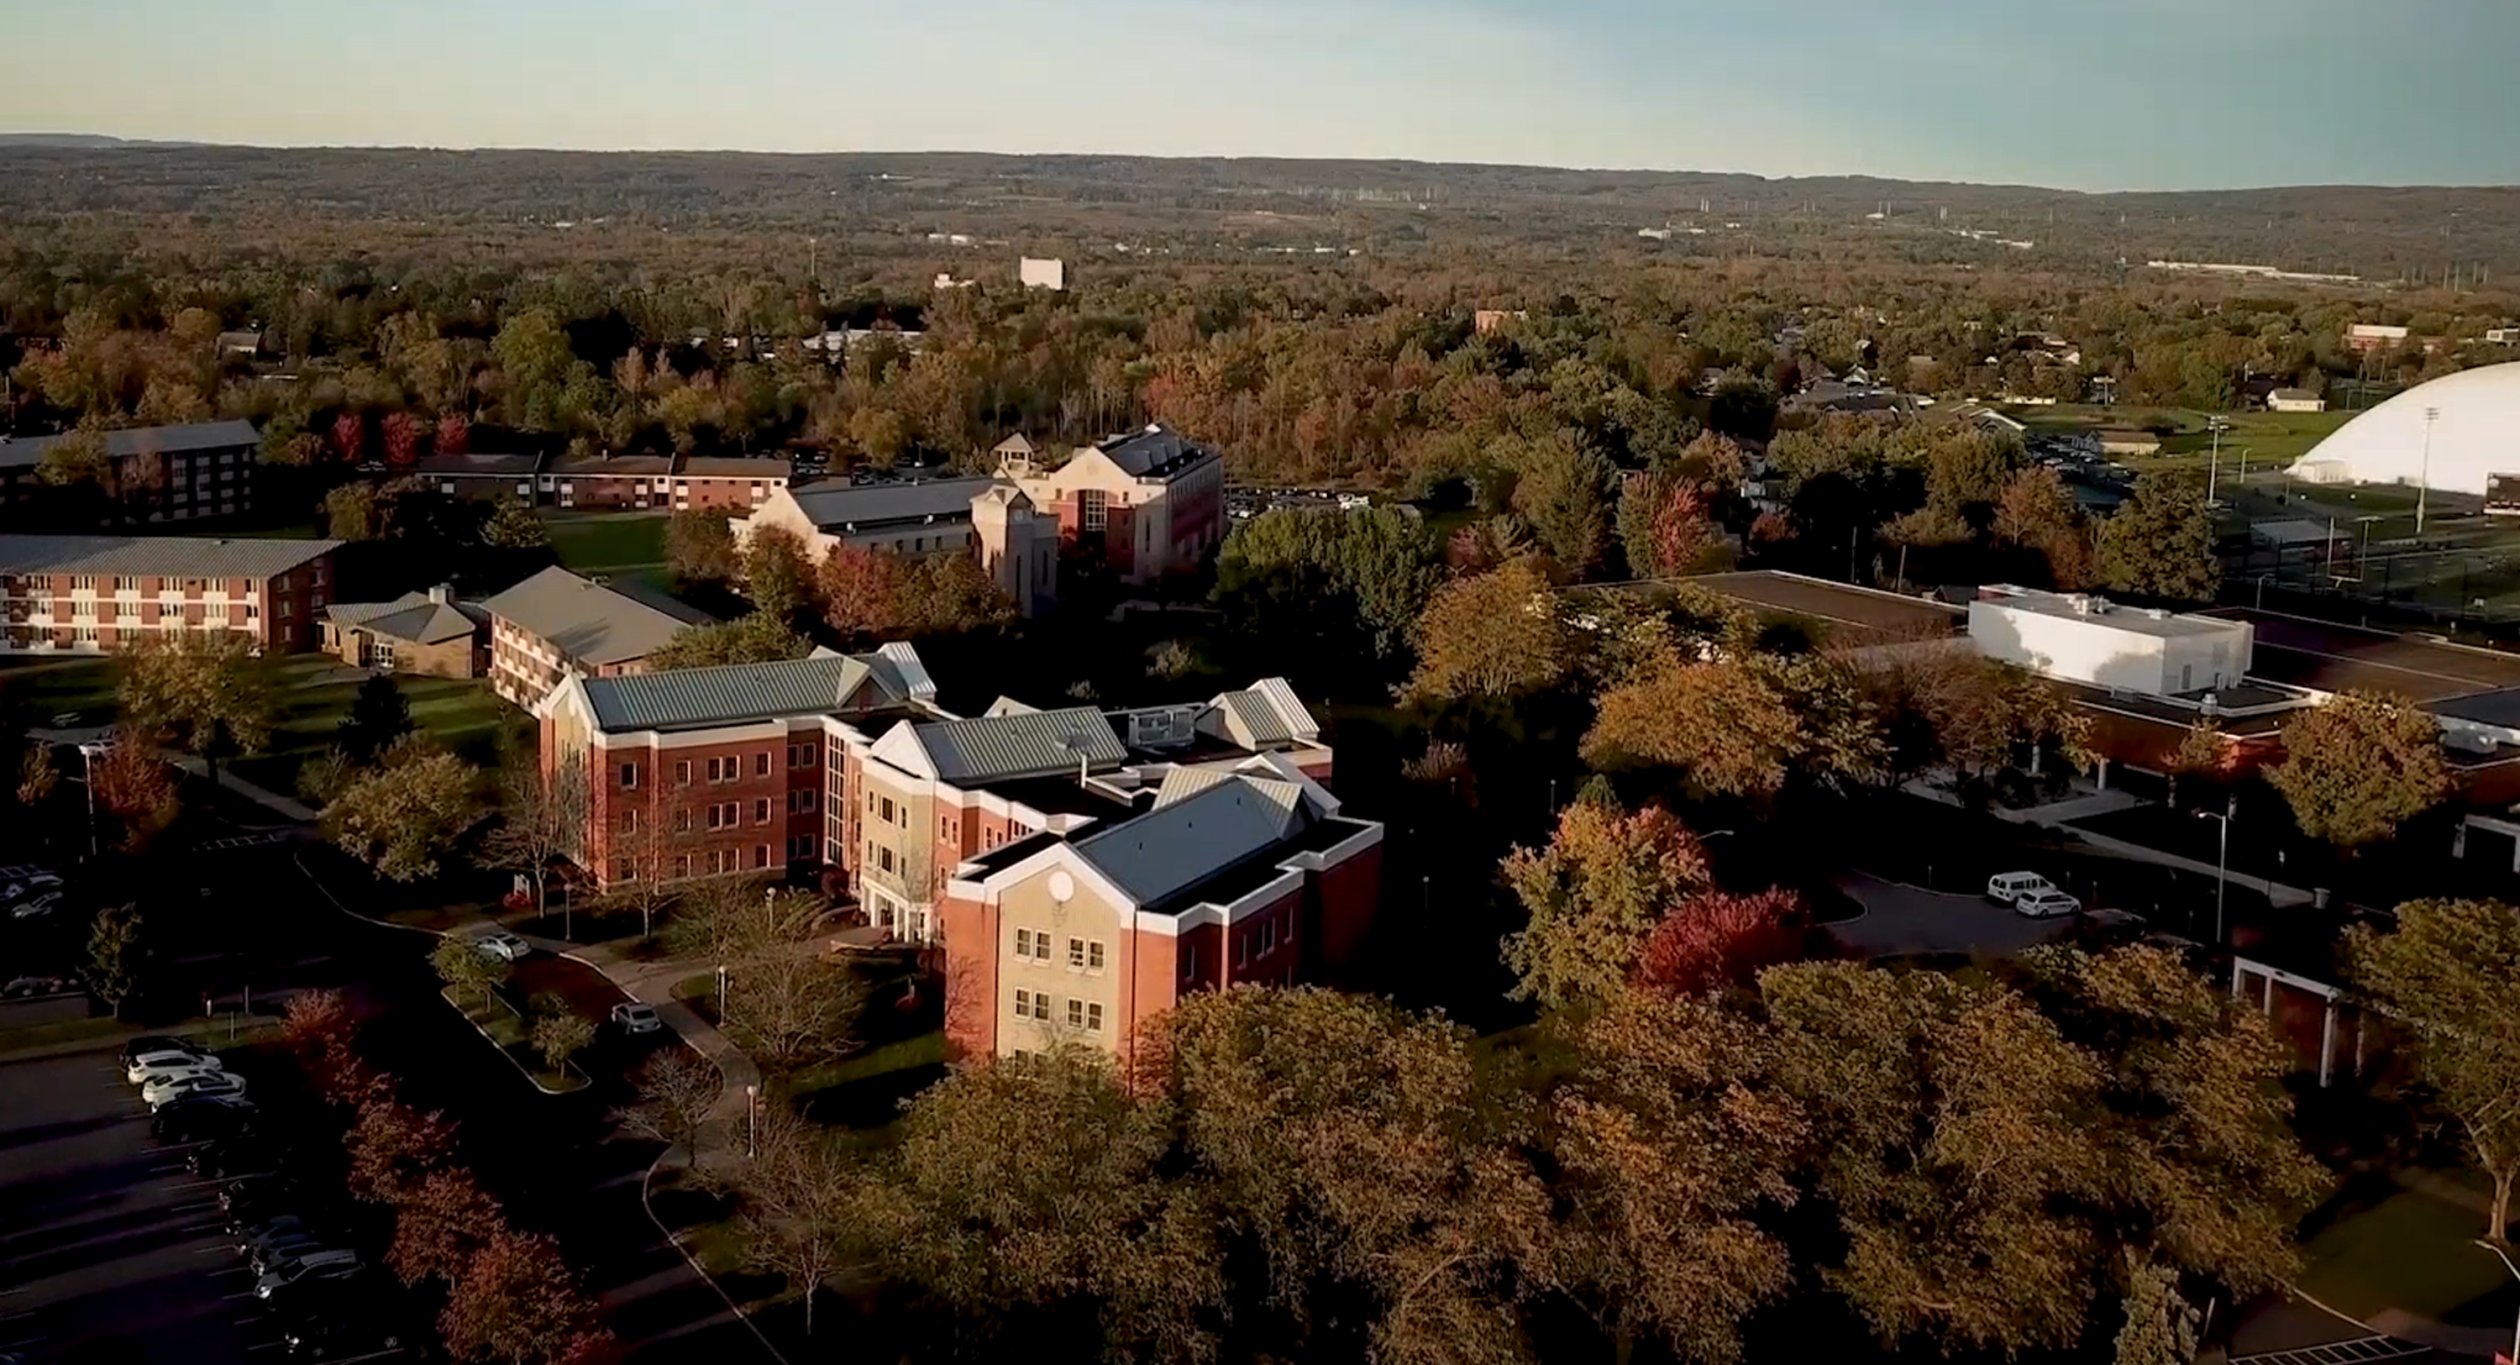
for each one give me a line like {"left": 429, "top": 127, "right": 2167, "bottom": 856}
{"left": 1685, "top": 570, "right": 1965, "bottom": 646}
{"left": 2210, "top": 609, "right": 2520, "bottom": 702}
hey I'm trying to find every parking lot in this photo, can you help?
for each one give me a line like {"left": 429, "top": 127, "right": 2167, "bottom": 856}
{"left": 1826, "top": 872, "right": 2085, "bottom": 960}
{"left": 0, "top": 1045, "right": 274, "bottom": 1365}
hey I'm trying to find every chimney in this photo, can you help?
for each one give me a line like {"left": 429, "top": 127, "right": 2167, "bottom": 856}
{"left": 427, "top": 584, "right": 454, "bottom": 605}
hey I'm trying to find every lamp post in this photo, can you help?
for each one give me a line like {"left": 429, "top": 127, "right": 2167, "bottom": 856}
{"left": 2418, "top": 405, "right": 2439, "bottom": 535}
{"left": 2470, "top": 1238, "right": 2520, "bottom": 1365}
{"left": 2356, "top": 515, "right": 2383, "bottom": 582}
{"left": 716, "top": 963, "right": 727, "bottom": 1024}
{"left": 2206, "top": 417, "right": 2229, "bottom": 505}
{"left": 2194, "top": 800, "right": 2234, "bottom": 946}
{"left": 76, "top": 741, "right": 108, "bottom": 861}
{"left": 745, "top": 1083, "right": 759, "bottom": 1159}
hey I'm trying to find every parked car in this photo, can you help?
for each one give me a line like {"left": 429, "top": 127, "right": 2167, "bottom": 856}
{"left": 188, "top": 1137, "right": 280, "bottom": 1179}
{"left": 473, "top": 931, "right": 530, "bottom": 963}
{"left": 0, "top": 872, "right": 61, "bottom": 905}
{"left": 8, "top": 892, "right": 62, "bottom": 920}
{"left": 2, "top": 974, "right": 75, "bottom": 997}
{"left": 251, "top": 1235, "right": 337, "bottom": 1276}
{"left": 282, "top": 1308, "right": 407, "bottom": 1361}
{"left": 234, "top": 1214, "right": 316, "bottom": 1255}
{"left": 1984, "top": 872, "right": 2058, "bottom": 905}
{"left": 121, "top": 1035, "right": 208, "bottom": 1069}
{"left": 256, "top": 1255, "right": 364, "bottom": 1303}
{"left": 610, "top": 1002, "right": 663, "bottom": 1035}
{"left": 144, "top": 1071, "right": 246, "bottom": 1109}
{"left": 129, "top": 1051, "right": 224, "bottom": 1085}
{"left": 156, "top": 1094, "right": 258, "bottom": 1141}
{"left": 2013, "top": 889, "right": 2084, "bottom": 919}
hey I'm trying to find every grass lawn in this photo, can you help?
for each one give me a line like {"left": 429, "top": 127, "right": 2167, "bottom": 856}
{"left": 2015, "top": 404, "right": 2354, "bottom": 478}
{"left": 544, "top": 511, "right": 670, "bottom": 575}
{"left": 226, "top": 656, "right": 520, "bottom": 797}
{"left": 441, "top": 986, "right": 588, "bottom": 1094}
{"left": 0, "top": 657, "right": 123, "bottom": 726}
{"left": 2298, "top": 1167, "right": 2514, "bottom": 1328}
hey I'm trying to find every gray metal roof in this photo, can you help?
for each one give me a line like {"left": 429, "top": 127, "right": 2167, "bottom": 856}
{"left": 481, "top": 566, "right": 712, "bottom": 667}
{"left": 0, "top": 534, "right": 339, "bottom": 580}
{"left": 325, "top": 592, "right": 483, "bottom": 645}
{"left": 911, "top": 706, "right": 1126, "bottom": 784}
{"left": 0, "top": 420, "right": 261, "bottom": 471}
{"left": 1073, "top": 776, "right": 1305, "bottom": 905}
{"left": 680, "top": 457, "right": 791, "bottom": 478}
{"left": 415, "top": 451, "right": 546, "bottom": 477}
{"left": 1094, "top": 424, "right": 1218, "bottom": 479}
{"left": 581, "top": 654, "right": 885, "bottom": 731}
{"left": 788, "top": 478, "right": 998, "bottom": 532}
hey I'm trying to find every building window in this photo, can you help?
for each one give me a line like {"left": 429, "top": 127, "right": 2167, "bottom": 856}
{"left": 1066, "top": 999, "right": 1104, "bottom": 1032}
{"left": 876, "top": 845, "right": 896, "bottom": 873}
{"left": 1087, "top": 941, "right": 1106, "bottom": 972}
{"left": 613, "top": 857, "right": 636, "bottom": 883}
{"left": 1017, "top": 988, "right": 1049, "bottom": 1021}
{"left": 674, "top": 807, "right": 693, "bottom": 834}
{"left": 1080, "top": 489, "right": 1108, "bottom": 532}
{"left": 676, "top": 760, "right": 692, "bottom": 787}
{"left": 708, "top": 802, "right": 740, "bottom": 830}
{"left": 1016, "top": 928, "right": 1036, "bottom": 959}
{"left": 789, "top": 789, "right": 819, "bottom": 814}
{"left": 754, "top": 798, "right": 772, "bottom": 825}
{"left": 618, "top": 809, "right": 640, "bottom": 834}
{"left": 619, "top": 763, "right": 639, "bottom": 790}
{"left": 1068, "top": 937, "right": 1084, "bottom": 969}
{"left": 788, "top": 742, "right": 817, "bottom": 769}
{"left": 879, "top": 796, "right": 896, "bottom": 825}
{"left": 755, "top": 845, "right": 771, "bottom": 869}
{"left": 708, "top": 756, "right": 737, "bottom": 784}
{"left": 1259, "top": 919, "right": 1276, "bottom": 955}
{"left": 756, "top": 752, "right": 771, "bottom": 777}
{"left": 1015, "top": 987, "right": 1035, "bottom": 1018}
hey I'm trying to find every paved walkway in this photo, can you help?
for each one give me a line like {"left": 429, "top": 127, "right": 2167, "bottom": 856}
{"left": 30, "top": 726, "right": 320, "bottom": 823}
{"left": 1902, "top": 775, "right": 2320, "bottom": 910}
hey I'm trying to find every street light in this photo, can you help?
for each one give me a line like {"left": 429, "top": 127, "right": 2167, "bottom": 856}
{"left": 716, "top": 963, "right": 728, "bottom": 1024}
{"left": 2470, "top": 1238, "right": 2520, "bottom": 1365}
{"left": 745, "top": 1083, "right": 759, "bottom": 1158}
{"left": 2194, "top": 798, "right": 2234, "bottom": 946}
{"left": 2356, "top": 515, "right": 2384, "bottom": 582}
{"left": 76, "top": 741, "right": 108, "bottom": 861}
{"left": 2419, "top": 406, "right": 2440, "bottom": 535}
{"left": 2206, "top": 417, "right": 2230, "bottom": 505}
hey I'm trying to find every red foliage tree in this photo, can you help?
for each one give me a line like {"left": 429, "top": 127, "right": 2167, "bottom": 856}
{"left": 345, "top": 1097, "right": 460, "bottom": 1204}
{"left": 381, "top": 411, "right": 423, "bottom": 468}
{"left": 818, "top": 542, "right": 906, "bottom": 639}
{"left": 389, "top": 1169, "right": 505, "bottom": 1287}
{"left": 435, "top": 413, "right": 472, "bottom": 457}
{"left": 1632, "top": 889, "right": 1808, "bottom": 997}
{"left": 91, "top": 735, "right": 180, "bottom": 851}
{"left": 279, "top": 989, "right": 377, "bottom": 1106}
{"left": 330, "top": 411, "right": 367, "bottom": 464}
{"left": 1647, "top": 481, "right": 1717, "bottom": 577}
{"left": 440, "top": 1228, "right": 608, "bottom": 1365}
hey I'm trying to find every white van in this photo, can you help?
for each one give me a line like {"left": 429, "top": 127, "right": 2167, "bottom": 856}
{"left": 1985, "top": 872, "right": 2056, "bottom": 905}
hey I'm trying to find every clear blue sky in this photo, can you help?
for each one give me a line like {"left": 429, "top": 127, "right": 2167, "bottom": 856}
{"left": 4, "top": 0, "right": 2515, "bottom": 191}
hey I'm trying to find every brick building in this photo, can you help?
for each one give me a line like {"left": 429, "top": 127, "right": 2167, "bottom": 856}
{"left": 536, "top": 454, "right": 792, "bottom": 512}
{"left": 0, "top": 420, "right": 263, "bottom": 523}
{"left": 0, "top": 533, "right": 340, "bottom": 654}
{"left": 998, "top": 423, "right": 1226, "bottom": 584}
{"left": 480, "top": 566, "right": 716, "bottom": 707}
{"left": 734, "top": 477, "right": 1059, "bottom": 617}
{"left": 939, "top": 764, "right": 1382, "bottom": 1063}
{"left": 321, "top": 586, "right": 488, "bottom": 677}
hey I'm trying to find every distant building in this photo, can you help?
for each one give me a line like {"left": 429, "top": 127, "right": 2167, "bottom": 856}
{"left": 2267, "top": 388, "right": 2327, "bottom": 414}
{"left": 733, "top": 478, "right": 1058, "bottom": 617}
{"left": 481, "top": 566, "right": 717, "bottom": 707}
{"left": 2486, "top": 327, "right": 2520, "bottom": 346}
{"left": 0, "top": 420, "right": 262, "bottom": 523}
{"left": 1001, "top": 423, "right": 1226, "bottom": 584}
{"left": 1473, "top": 309, "right": 1527, "bottom": 336}
{"left": 1019, "top": 257, "right": 1066, "bottom": 291}
{"left": 415, "top": 451, "right": 546, "bottom": 503}
{"left": 934, "top": 273, "right": 976, "bottom": 291}
{"left": 322, "top": 585, "right": 487, "bottom": 678}
{"left": 2097, "top": 429, "right": 2163, "bottom": 458}
{"left": 533, "top": 453, "right": 789, "bottom": 513}
{"left": 0, "top": 533, "right": 339, "bottom": 655}
{"left": 1969, "top": 586, "right": 2253, "bottom": 697}
{"left": 216, "top": 331, "right": 263, "bottom": 358}
{"left": 2344, "top": 323, "right": 2409, "bottom": 353}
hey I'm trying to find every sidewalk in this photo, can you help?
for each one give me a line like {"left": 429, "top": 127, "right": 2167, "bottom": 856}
{"left": 29, "top": 725, "right": 319, "bottom": 823}
{"left": 1902, "top": 776, "right": 2320, "bottom": 910}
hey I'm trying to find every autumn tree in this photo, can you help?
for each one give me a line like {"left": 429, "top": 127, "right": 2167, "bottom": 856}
{"left": 2266, "top": 690, "right": 2450, "bottom": 851}
{"left": 721, "top": 951, "right": 866, "bottom": 1075}
{"left": 322, "top": 737, "right": 482, "bottom": 881}
{"left": 280, "top": 988, "right": 375, "bottom": 1106}
{"left": 901, "top": 550, "right": 1018, "bottom": 634}
{"left": 647, "top": 611, "right": 811, "bottom": 669}
{"left": 1994, "top": 466, "right": 2094, "bottom": 589}
{"left": 1617, "top": 469, "right": 1721, "bottom": 579}
{"left": 2095, "top": 474, "right": 2219, "bottom": 605}
{"left": 34, "top": 425, "right": 111, "bottom": 490}
{"left": 819, "top": 542, "right": 907, "bottom": 638}
{"left": 85, "top": 902, "right": 143, "bottom": 1018}
{"left": 345, "top": 1096, "right": 461, "bottom": 1204}
{"left": 1501, "top": 801, "right": 1709, "bottom": 1007}
{"left": 2349, "top": 899, "right": 2520, "bottom": 1239}
{"left": 432, "top": 934, "right": 509, "bottom": 1013}
{"left": 1584, "top": 651, "right": 1884, "bottom": 799}
{"left": 90, "top": 733, "right": 180, "bottom": 851}
{"left": 1402, "top": 559, "right": 1569, "bottom": 705}
{"left": 531, "top": 1010, "right": 595, "bottom": 1074}
{"left": 478, "top": 759, "right": 589, "bottom": 918}
{"left": 1509, "top": 432, "right": 1618, "bottom": 579}
{"left": 389, "top": 1168, "right": 505, "bottom": 1287}
{"left": 1213, "top": 507, "right": 1444, "bottom": 675}
{"left": 737, "top": 1110, "right": 859, "bottom": 1334}
{"left": 617, "top": 1049, "right": 722, "bottom": 1160}
{"left": 741, "top": 525, "right": 816, "bottom": 623}
{"left": 331, "top": 410, "right": 367, "bottom": 464}
{"left": 440, "top": 1228, "right": 609, "bottom": 1365}
{"left": 665, "top": 508, "right": 738, "bottom": 587}
{"left": 1632, "top": 889, "right": 1808, "bottom": 998}
{"left": 1875, "top": 651, "right": 2092, "bottom": 787}
{"left": 1539, "top": 989, "right": 1803, "bottom": 1363}
{"left": 337, "top": 672, "right": 413, "bottom": 763}
{"left": 380, "top": 410, "right": 423, "bottom": 467}
{"left": 480, "top": 498, "right": 550, "bottom": 549}
{"left": 116, "top": 631, "right": 275, "bottom": 782}
{"left": 15, "top": 743, "right": 57, "bottom": 809}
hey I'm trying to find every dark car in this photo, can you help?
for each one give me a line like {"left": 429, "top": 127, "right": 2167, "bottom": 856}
{"left": 250, "top": 1235, "right": 335, "bottom": 1276}
{"left": 220, "top": 1173, "right": 300, "bottom": 1220}
{"left": 120, "top": 1035, "right": 205, "bottom": 1069}
{"left": 152, "top": 1093, "right": 257, "bottom": 1141}
{"left": 188, "top": 1136, "right": 281, "bottom": 1179}
{"left": 257, "top": 1261, "right": 368, "bottom": 1312}
{"left": 280, "top": 1294, "right": 409, "bottom": 1360}
{"left": 234, "top": 1214, "right": 315, "bottom": 1255}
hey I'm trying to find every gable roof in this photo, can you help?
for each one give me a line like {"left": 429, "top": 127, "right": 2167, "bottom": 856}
{"left": 876, "top": 706, "right": 1127, "bottom": 784}
{"left": 786, "top": 478, "right": 1001, "bottom": 533}
{"left": 1072, "top": 776, "right": 1309, "bottom": 906}
{"left": 1200, "top": 677, "right": 1320, "bottom": 749}
{"left": 414, "top": 451, "right": 545, "bottom": 478}
{"left": 0, "top": 420, "right": 261, "bottom": 471}
{"left": 582, "top": 655, "right": 867, "bottom": 731}
{"left": 1091, "top": 424, "right": 1219, "bottom": 479}
{"left": 325, "top": 592, "right": 483, "bottom": 645}
{"left": 480, "top": 566, "right": 712, "bottom": 667}
{"left": 0, "top": 533, "right": 338, "bottom": 579}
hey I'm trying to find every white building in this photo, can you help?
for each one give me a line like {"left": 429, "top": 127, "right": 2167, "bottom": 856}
{"left": 1019, "top": 257, "right": 1066, "bottom": 291}
{"left": 2288, "top": 361, "right": 2520, "bottom": 495}
{"left": 1967, "top": 586, "right": 2253, "bottom": 698}
{"left": 2267, "top": 388, "right": 2327, "bottom": 414}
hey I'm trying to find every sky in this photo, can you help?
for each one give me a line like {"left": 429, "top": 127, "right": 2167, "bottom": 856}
{"left": 3, "top": 0, "right": 2517, "bottom": 192}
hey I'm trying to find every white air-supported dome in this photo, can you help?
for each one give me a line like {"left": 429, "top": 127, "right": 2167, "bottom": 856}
{"left": 2288, "top": 362, "right": 2520, "bottom": 494}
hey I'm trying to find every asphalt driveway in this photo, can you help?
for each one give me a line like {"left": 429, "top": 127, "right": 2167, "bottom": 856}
{"left": 1827, "top": 873, "right": 2081, "bottom": 960}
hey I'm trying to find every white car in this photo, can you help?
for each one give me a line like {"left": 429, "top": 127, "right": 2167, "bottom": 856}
{"left": 1985, "top": 872, "right": 2058, "bottom": 906}
{"left": 128, "top": 1051, "right": 224, "bottom": 1085}
{"left": 2013, "top": 889, "right": 2084, "bottom": 919}
{"left": 610, "top": 1002, "right": 664, "bottom": 1035}
{"left": 474, "top": 931, "right": 530, "bottom": 963}
{"left": 144, "top": 1071, "right": 247, "bottom": 1109}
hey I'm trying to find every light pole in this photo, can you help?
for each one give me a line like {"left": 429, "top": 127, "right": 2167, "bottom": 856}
{"left": 2194, "top": 799, "right": 2233, "bottom": 946}
{"left": 745, "top": 1083, "right": 759, "bottom": 1158}
{"left": 2356, "top": 515, "right": 2383, "bottom": 582}
{"left": 2206, "top": 417, "right": 2229, "bottom": 505}
{"left": 2418, "top": 406, "right": 2439, "bottom": 535}
{"left": 716, "top": 963, "right": 728, "bottom": 1024}
{"left": 2471, "top": 1238, "right": 2520, "bottom": 1365}
{"left": 76, "top": 741, "right": 107, "bottom": 861}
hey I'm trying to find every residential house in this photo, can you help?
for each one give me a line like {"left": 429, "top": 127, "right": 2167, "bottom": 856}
{"left": 414, "top": 451, "right": 547, "bottom": 503}
{"left": 322, "top": 585, "right": 488, "bottom": 677}
{"left": 0, "top": 420, "right": 262, "bottom": 523}
{"left": 480, "top": 565, "right": 717, "bottom": 706}
{"left": 0, "top": 533, "right": 339, "bottom": 654}
{"left": 733, "top": 477, "right": 1058, "bottom": 616}
{"left": 999, "top": 423, "right": 1226, "bottom": 584}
